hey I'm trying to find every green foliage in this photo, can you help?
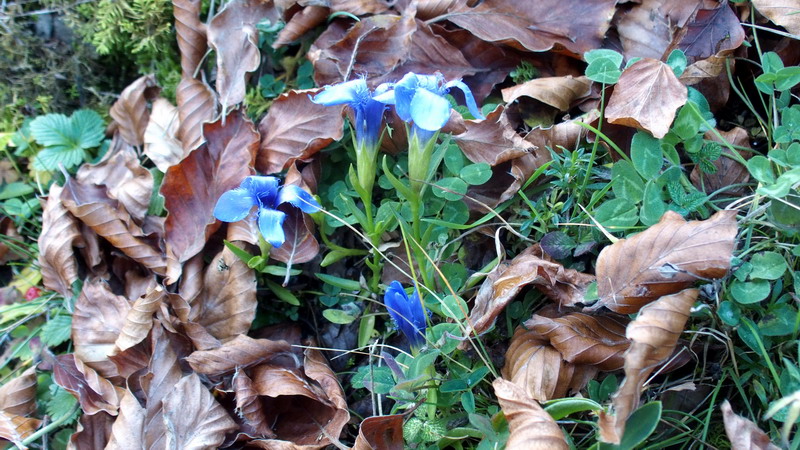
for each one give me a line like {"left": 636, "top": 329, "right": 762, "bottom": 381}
{"left": 584, "top": 49, "right": 623, "bottom": 84}
{"left": 510, "top": 60, "right": 539, "bottom": 84}
{"left": 28, "top": 110, "right": 105, "bottom": 171}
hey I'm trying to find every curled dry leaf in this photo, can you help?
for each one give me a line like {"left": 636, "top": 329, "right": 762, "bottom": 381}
{"left": 330, "top": 0, "right": 389, "bottom": 15}
{"left": 72, "top": 279, "right": 131, "bottom": 378}
{"left": 53, "top": 354, "right": 120, "bottom": 416}
{"left": 469, "top": 244, "right": 596, "bottom": 336}
{"left": 667, "top": 2, "right": 745, "bottom": 64}
{"left": 0, "top": 367, "right": 37, "bottom": 417}
{"left": 615, "top": 0, "right": 676, "bottom": 60}
{"left": 601, "top": 289, "right": 698, "bottom": 444}
{"left": 38, "top": 183, "right": 83, "bottom": 298}
{"left": 185, "top": 334, "right": 294, "bottom": 378}
{"left": 105, "top": 390, "right": 146, "bottom": 450}
{"left": 61, "top": 177, "right": 166, "bottom": 275}
{"left": 454, "top": 105, "right": 534, "bottom": 167}
{"left": 721, "top": 400, "right": 780, "bottom": 450}
{"left": 144, "top": 98, "right": 184, "bottom": 172}
{"left": 352, "top": 414, "right": 405, "bottom": 450}
{"left": 173, "top": 0, "right": 207, "bottom": 78}
{"left": 752, "top": 0, "right": 800, "bottom": 35}
{"left": 109, "top": 74, "right": 160, "bottom": 147}
{"left": 115, "top": 284, "right": 165, "bottom": 352}
{"left": 141, "top": 325, "right": 184, "bottom": 449}
{"left": 502, "top": 76, "right": 592, "bottom": 111}
{"left": 256, "top": 89, "right": 345, "bottom": 174}
{"left": 162, "top": 373, "right": 238, "bottom": 449}
{"left": 208, "top": 0, "right": 277, "bottom": 110}
{"left": 77, "top": 146, "right": 154, "bottom": 223}
{"left": 176, "top": 78, "right": 218, "bottom": 154}
{"left": 503, "top": 327, "right": 598, "bottom": 402}
{"left": 234, "top": 369, "right": 275, "bottom": 438}
{"left": 493, "top": 378, "right": 569, "bottom": 450}
{"left": 274, "top": 5, "right": 328, "bottom": 48}
{"left": 68, "top": 412, "right": 114, "bottom": 450}
{"left": 525, "top": 312, "right": 630, "bottom": 371}
{"left": 594, "top": 210, "right": 737, "bottom": 314}
{"left": 0, "top": 411, "right": 40, "bottom": 449}
{"left": 162, "top": 110, "right": 258, "bottom": 274}
{"left": 605, "top": 58, "right": 688, "bottom": 139}
{"left": 690, "top": 127, "right": 752, "bottom": 196}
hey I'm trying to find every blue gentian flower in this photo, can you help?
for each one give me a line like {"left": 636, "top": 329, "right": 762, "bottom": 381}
{"left": 311, "top": 78, "right": 388, "bottom": 150}
{"left": 373, "top": 72, "right": 485, "bottom": 133}
{"left": 213, "top": 176, "right": 320, "bottom": 248}
{"left": 384, "top": 281, "right": 427, "bottom": 349}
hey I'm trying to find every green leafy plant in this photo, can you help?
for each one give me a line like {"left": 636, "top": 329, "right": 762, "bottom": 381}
{"left": 28, "top": 110, "right": 106, "bottom": 172}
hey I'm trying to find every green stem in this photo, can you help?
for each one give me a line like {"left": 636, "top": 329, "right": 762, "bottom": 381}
{"left": 577, "top": 82, "right": 607, "bottom": 202}
{"left": 17, "top": 403, "right": 79, "bottom": 449}
{"left": 426, "top": 364, "right": 438, "bottom": 421}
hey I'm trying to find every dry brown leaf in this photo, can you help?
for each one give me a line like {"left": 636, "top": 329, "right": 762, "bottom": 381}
{"left": 38, "top": 183, "right": 83, "bottom": 298}
{"left": 141, "top": 325, "right": 184, "bottom": 449}
{"left": 493, "top": 378, "right": 569, "bottom": 450}
{"left": 668, "top": 2, "right": 745, "bottom": 64}
{"left": 105, "top": 390, "right": 146, "bottom": 450}
{"left": 176, "top": 77, "right": 218, "bottom": 154}
{"left": 721, "top": 400, "right": 780, "bottom": 450}
{"left": 605, "top": 58, "right": 688, "bottom": 139}
{"left": 256, "top": 89, "right": 345, "bottom": 174}
{"left": 72, "top": 279, "right": 131, "bottom": 378}
{"left": 690, "top": 127, "right": 752, "bottom": 195}
{"left": 162, "top": 110, "right": 258, "bottom": 274}
{"left": 0, "top": 217, "right": 23, "bottom": 265}
{"left": 753, "top": 0, "right": 800, "bottom": 35}
{"left": 454, "top": 105, "right": 534, "bottom": 167}
{"left": 185, "top": 334, "right": 293, "bottom": 378}
{"left": 76, "top": 146, "right": 154, "bottom": 223}
{"left": 469, "top": 244, "right": 596, "bottom": 335}
{"left": 109, "top": 74, "right": 160, "bottom": 147}
{"left": 115, "top": 284, "right": 164, "bottom": 352}
{"left": 330, "top": 0, "right": 389, "bottom": 15}
{"left": 234, "top": 369, "right": 275, "bottom": 438}
{"left": 352, "top": 414, "right": 405, "bottom": 450}
{"left": 503, "top": 327, "right": 598, "bottom": 402}
{"left": 525, "top": 312, "right": 630, "bottom": 371}
{"left": 61, "top": 177, "right": 166, "bottom": 275}
{"left": 615, "top": 0, "right": 676, "bottom": 60}
{"left": 144, "top": 97, "right": 184, "bottom": 172}
{"left": 53, "top": 354, "right": 120, "bottom": 416}
{"left": 161, "top": 373, "right": 237, "bottom": 449}
{"left": 446, "top": 0, "right": 616, "bottom": 56}
{"left": 502, "top": 76, "right": 592, "bottom": 111}
{"left": 274, "top": 5, "right": 328, "bottom": 48}
{"left": 209, "top": 0, "right": 277, "bottom": 110}
{"left": 0, "top": 368, "right": 37, "bottom": 417}
{"left": 67, "top": 412, "right": 114, "bottom": 450}
{"left": 173, "top": 0, "right": 207, "bottom": 78}
{"left": 594, "top": 210, "right": 737, "bottom": 314}
{"left": 0, "top": 411, "right": 40, "bottom": 449}
{"left": 601, "top": 289, "right": 698, "bottom": 444}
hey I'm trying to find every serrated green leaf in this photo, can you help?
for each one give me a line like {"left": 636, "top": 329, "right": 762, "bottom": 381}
{"left": 40, "top": 315, "right": 72, "bottom": 347}
{"left": 46, "top": 385, "right": 79, "bottom": 422}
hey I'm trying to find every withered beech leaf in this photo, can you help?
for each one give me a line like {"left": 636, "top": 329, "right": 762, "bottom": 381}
{"left": 73, "top": 279, "right": 131, "bottom": 378}
{"left": 185, "top": 334, "right": 293, "bottom": 378}
{"left": 274, "top": 5, "right": 328, "bottom": 48}
{"left": 38, "top": 183, "right": 83, "bottom": 298}
{"left": 594, "top": 210, "right": 737, "bottom": 314}
{"left": 0, "top": 411, "right": 40, "bottom": 448}
{"left": 162, "top": 110, "right": 258, "bottom": 271}
{"left": 330, "top": 0, "right": 389, "bottom": 15}
{"left": 525, "top": 312, "right": 630, "bottom": 371}
{"left": 208, "top": 0, "right": 277, "bottom": 110}
{"left": 68, "top": 412, "right": 114, "bottom": 450}
{"left": 601, "top": 289, "right": 698, "bottom": 444}
{"left": 77, "top": 146, "right": 154, "bottom": 223}
{"left": 109, "top": 74, "right": 160, "bottom": 147}
{"left": 469, "top": 244, "right": 596, "bottom": 336}
{"left": 503, "top": 327, "right": 598, "bottom": 402}
{"left": 106, "top": 390, "right": 146, "bottom": 450}
{"left": 173, "top": 0, "right": 207, "bottom": 78}
{"left": 454, "top": 105, "right": 534, "bottom": 167}
{"left": 493, "top": 378, "right": 570, "bottom": 450}
{"left": 61, "top": 177, "right": 166, "bottom": 275}
{"left": 188, "top": 244, "right": 257, "bottom": 342}
{"left": 162, "top": 373, "right": 237, "bottom": 449}
{"left": 690, "top": 128, "right": 752, "bottom": 196}
{"left": 270, "top": 205, "right": 320, "bottom": 266}
{"left": 668, "top": 2, "right": 745, "bottom": 64}
{"left": 615, "top": 0, "right": 676, "bottom": 60}
{"left": 417, "top": 0, "right": 460, "bottom": 20}
{"left": 0, "top": 368, "right": 37, "bottom": 417}
{"left": 115, "top": 284, "right": 165, "bottom": 352}
{"left": 144, "top": 98, "right": 184, "bottom": 172}
{"left": 53, "top": 354, "right": 120, "bottom": 416}
{"left": 353, "top": 414, "right": 405, "bottom": 450}
{"left": 256, "top": 89, "right": 345, "bottom": 174}
{"left": 446, "top": 0, "right": 617, "bottom": 56}
{"left": 176, "top": 78, "right": 218, "bottom": 154}
{"left": 502, "top": 76, "right": 592, "bottom": 111}
{"left": 233, "top": 369, "right": 275, "bottom": 438}
{"left": 605, "top": 58, "right": 688, "bottom": 139}
{"left": 752, "top": 0, "right": 800, "bottom": 35}
{"left": 721, "top": 400, "right": 780, "bottom": 450}
{"left": 142, "top": 325, "right": 184, "bottom": 450}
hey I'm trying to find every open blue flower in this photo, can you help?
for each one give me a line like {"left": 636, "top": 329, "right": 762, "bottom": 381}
{"left": 311, "top": 78, "right": 388, "bottom": 150}
{"left": 373, "top": 72, "right": 485, "bottom": 132}
{"left": 213, "top": 176, "right": 320, "bottom": 248}
{"left": 384, "top": 281, "right": 427, "bottom": 349}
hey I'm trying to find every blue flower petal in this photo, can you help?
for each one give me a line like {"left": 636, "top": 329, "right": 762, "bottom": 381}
{"left": 311, "top": 79, "right": 367, "bottom": 106}
{"left": 213, "top": 188, "right": 255, "bottom": 222}
{"left": 384, "top": 281, "right": 426, "bottom": 348}
{"left": 257, "top": 208, "right": 287, "bottom": 248}
{"left": 446, "top": 80, "right": 485, "bottom": 120}
{"left": 372, "top": 89, "right": 396, "bottom": 105}
{"left": 278, "top": 185, "right": 321, "bottom": 214}
{"left": 409, "top": 88, "right": 452, "bottom": 131}
{"left": 242, "top": 176, "right": 280, "bottom": 208}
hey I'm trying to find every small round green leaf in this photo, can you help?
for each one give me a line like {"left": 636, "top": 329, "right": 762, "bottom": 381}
{"left": 459, "top": 163, "right": 492, "bottom": 185}
{"left": 749, "top": 251, "right": 788, "bottom": 280}
{"left": 730, "top": 279, "right": 771, "bottom": 304}
{"left": 322, "top": 308, "right": 357, "bottom": 324}
{"left": 432, "top": 177, "right": 468, "bottom": 201}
